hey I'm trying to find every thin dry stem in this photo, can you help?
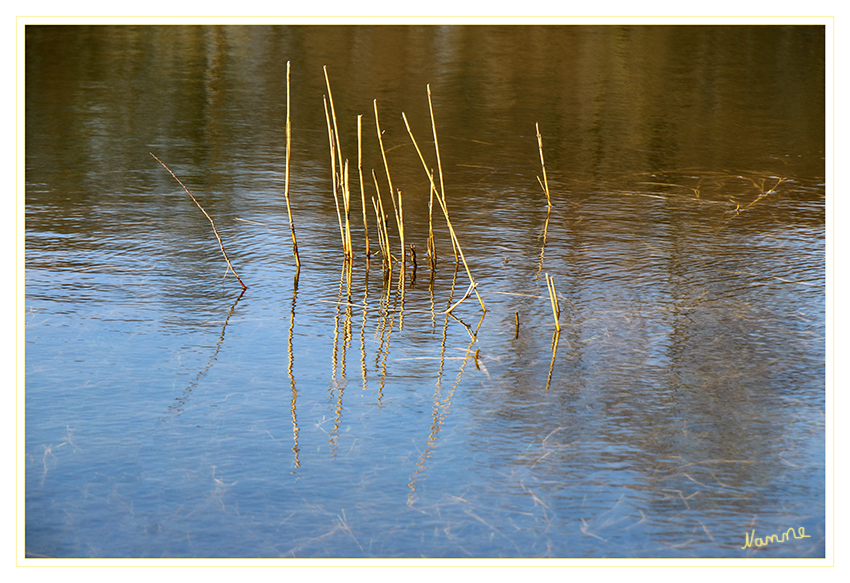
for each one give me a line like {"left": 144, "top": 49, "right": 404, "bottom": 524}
{"left": 372, "top": 169, "right": 393, "bottom": 266}
{"left": 374, "top": 99, "right": 403, "bottom": 263}
{"left": 374, "top": 100, "right": 396, "bottom": 214}
{"left": 395, "top": 189, "right": 405, "bottom": 263}
{"left": 427, "top": 169, "right": 436, "bottom": 268}
{"left": 545, "top": 273, "right": 561, "bottom": 332}
{"left": 343, "top": 159, "right": 353, "bottom": 259}
{"left": 402, "top": 111, "right": 485, "bottom": 313}
{"left": 357, "top": 115, "right": 369, "bottom": 258}
{"left": 283, "top": 61, "right": 300, "bottom": 268}
{"left": 323, "top": 66, "right": 345, "bottom": 186}
{"left": 428, "top": 85, "right": 457, "bottom": 261}
{"left": 371, "top": 196, "right": 388, "bottom": 264}
{"left": 536, "top": 123, "right": 552, "bottom": 207}
{"left": 323, "top": 96, "right": 346, "bottom": 253}
{"left": 535, "top": 206, "right": 551, "bottom": 280}
{"left": 445, "top": 282, "right": 478, "bottom": 315}
{"left": 150, "top": 153, "right": 247, "bottom": 290}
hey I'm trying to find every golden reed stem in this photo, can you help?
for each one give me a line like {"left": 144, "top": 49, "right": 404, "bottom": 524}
{"left": 536, "top": 122, "right": 552, "bottom": 207}
{"left": 284, "top": 61, "right": 300, "bottom": 268}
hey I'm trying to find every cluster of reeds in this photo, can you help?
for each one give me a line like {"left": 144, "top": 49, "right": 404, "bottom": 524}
{"left": 151, "top": 66, "right": 569, "bottom": 324}
{"left": 401, "top": 85, "right": 484, "bottom": 313}
{"left": 314, "top": 70, "right": 484, "bottom": 314}
{"left": 151, "top": 66, "right": 577, "bottom": 410}
{"left": 322, "top": 66, "right": 353, "bottom": 261}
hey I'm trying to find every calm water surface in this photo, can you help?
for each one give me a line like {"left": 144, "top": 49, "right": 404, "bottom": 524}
{"left": 25, "top": 25, "right": 825, "bottom": 558}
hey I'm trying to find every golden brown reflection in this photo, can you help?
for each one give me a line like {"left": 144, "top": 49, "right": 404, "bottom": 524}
{"left": 373, "top": 268, "right": 398, "bottom": 406}
{"left": 396, "top": 262, "right": 407, "bottom": 331}
{"left": 328, "top": 261, "right": 353, "bottom": 457}
{"left": 359, "top": 266, "right": 370, "bottom": 393}
{"left": 288, "top": 269, "right": 300, "bottom": 469}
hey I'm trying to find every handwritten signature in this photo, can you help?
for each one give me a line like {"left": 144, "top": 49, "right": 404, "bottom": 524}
{"left": 742, "top": 527, "right": 810, "bottom": 550}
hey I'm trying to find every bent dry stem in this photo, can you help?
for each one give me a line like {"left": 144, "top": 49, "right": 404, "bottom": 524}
{"left": 150, "top": 153, "right": 247, "bottom": 291}
{"left": 284, "top": 60, "right": 300, "bottom": 268}
{"left": 536, "top": 122, "right": 552, "bottom": 207}
{"left": 402, "top": 107, "right": 485, "bottom": 314}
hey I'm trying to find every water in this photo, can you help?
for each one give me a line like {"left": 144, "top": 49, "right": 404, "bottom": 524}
{"left": 24, "top": 25, "right": 825, "bottom": 558}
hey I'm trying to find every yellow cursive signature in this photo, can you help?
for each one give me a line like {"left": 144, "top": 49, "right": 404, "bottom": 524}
{"left": 741, "top": 527, "right": 811, "bottom": 549}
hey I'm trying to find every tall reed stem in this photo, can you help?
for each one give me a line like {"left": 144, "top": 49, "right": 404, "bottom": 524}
{"left": 357, "top": 115, "right": 370, "bottom": 258}
{"left": 283, "top": 61, "right": 300, "bottom": 268}
{"left": 373, "top": 100, "right": 394, "bottom": 196}
{"left": 150, "top": 153, "right": 247, "bottom": 290}
{"left": 372, "top": 169, "right": 393, "bottom": 266}
{"left": 323, "top": 96, "right": 346, "bottom": 255}
{"left": 374, "top": 99, "right": 404, "bottom": 264}
{"left": 402, "top": 110, "right": 485, "bottom": 313}
{"left": 324, "top": 66, "right": 345, "bottom": 190}
{"left": 536, "top": 122, "right": 552, "bottom": 207}
{"left": 428, "top": 85, "right": 456, "bottom": 262}
{"left": 427, "top": 169, "right": 436, "bottom": 269}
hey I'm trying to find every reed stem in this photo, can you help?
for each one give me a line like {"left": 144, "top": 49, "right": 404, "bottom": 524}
{"left": 402, "top": 110, "right": 485, "bottom": 313}
{"left": 357, "top": 115, "right": 370, "bottom": 258}
{"left": 545, "top": 273, "right": 561, "bottom": 332}
{"left": 324, "top": 66, "right": 345, "bottom": 190}
{"left": 372, "top": 169, "right": 393, "bottom": 267}
{"left": 150, "top": 153, "right": 247, "bottom": 290}
{"left": 374, "top": 99, "right": 406, "bottom": 264}
{"left": 536, "top": 123, "right": 552, "bottom": 207}
{"left": 427, "top": 169, "right": 436, "bottom": 269}
{"left": 343, "top": 159, "right": 353, "bottom": 259}
{"left": 373, "top": 100, "right": 393, "bottom": 196}
{"left": 395, "top": 188, "right": 405, "bottom": 263}
{"left": 535, "top": 206, "right": 551, "bottom": 281}
{"left": 283, "top": 61, "right": 300, "bottom": 268}
{"left": 323, "top": 96, "right": 346, "bottom": 255}
{"left": 371, "top": 196, "right": 387, "bottom": 265}
{"left": 445, "top": 282, "right": 478, "bottom": 315}
{"left": 427, "top": 85, "right": 456, "bottom": 262}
